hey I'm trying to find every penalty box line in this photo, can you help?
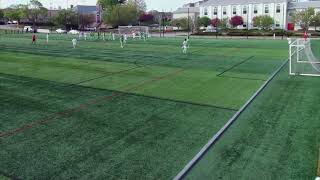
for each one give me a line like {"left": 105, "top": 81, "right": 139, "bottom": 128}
{"left": 0, "top": 69, "right": 184, "bottom": 139}
{"left": 217, "top": 56, "right": 255, "bottom": 77}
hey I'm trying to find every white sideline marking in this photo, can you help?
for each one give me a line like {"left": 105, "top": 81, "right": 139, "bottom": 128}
{"left": 173, "top": 59, "right": 289, "bottom": 180}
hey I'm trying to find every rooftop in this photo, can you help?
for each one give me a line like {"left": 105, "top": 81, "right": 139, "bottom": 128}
{"left": 173, "top": 7, "right": 200, "bottom": 14}
{"left": 288, "top": 1, "right": 320, "bottom": 9}
{"left": 201, "top": 0, "right": 287, "bottom": 6}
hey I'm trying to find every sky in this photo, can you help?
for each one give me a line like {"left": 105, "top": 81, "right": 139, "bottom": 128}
{"left": 0, "top": 0, "right": 198, "bottom": 11}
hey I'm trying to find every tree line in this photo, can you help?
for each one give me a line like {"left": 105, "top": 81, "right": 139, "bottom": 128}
{"left": 0, "top": 0, "right": 151, "bottom": 29}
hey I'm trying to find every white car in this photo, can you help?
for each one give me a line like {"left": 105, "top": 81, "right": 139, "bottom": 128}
{"left": 68, "top": 30, "right": 80, "bottom": 35}
{"left": 23, "top": 26, "right": 33, "bottom": 32}
{"left": 56, "top": 29, "right": 66, "bottom": 34}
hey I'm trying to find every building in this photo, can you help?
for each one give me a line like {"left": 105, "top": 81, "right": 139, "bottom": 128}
{"left": 73, "top": 5, "right": 98, "bottom": 15}
{"left": 172, "top": 1, "right": 209, "bottom": 20}
{"left": 199, "top": 0, "right": 288, "bottom": 29}
{"left": 73, "top": 5, "right": 101, "bottom": 29}
{"left": 197, "top": 0, "right": 320, "bottom": 30}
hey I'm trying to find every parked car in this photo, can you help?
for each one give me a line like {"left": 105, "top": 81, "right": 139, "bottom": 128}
{"left": 84, "top": 27, "right": 96, "bottom": 31}
{"left": 7, "top": 21, "right": 18, "bottom": 24}
{"left": 56, "top": 28, "right": 66, "bottom": 34}
{"left": 68, "top": 30, "right": 80, "bottom": 35}
{"left": 23, "top": 26, "right": 33, "bottom": 32}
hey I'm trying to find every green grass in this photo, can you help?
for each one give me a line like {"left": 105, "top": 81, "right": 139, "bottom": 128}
{"left": 0, "top": 34, "right": 289, "bottom": 179}
{"left": 186, "top": 67, "right": 320, "bottom": 179}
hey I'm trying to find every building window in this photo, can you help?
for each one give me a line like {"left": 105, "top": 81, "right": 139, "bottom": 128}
{"left": 223, "top": 7, "right": 227, "bottom": 15}
{"left": 276, "top": 4, "right": 281, "bottom": 13}
{"left": 213, "top": 7, "right": 218, "bottom": 15}
{"left": 243, "top": 6, "right": 247, "bottom": 14}
{"left": 276, "top": 21, "right": 280, "bottom": 27}
{"left": 233, "top": 6, "right": 237, "bottom": 15}
{"left": 254, "top": 5, "right": 258, "bottom": 14}
{"left": 204, "top": 8, "right": 208, "bottom": 15}
{"left": 265, "top": 5, "right": 269, "bottom": 14}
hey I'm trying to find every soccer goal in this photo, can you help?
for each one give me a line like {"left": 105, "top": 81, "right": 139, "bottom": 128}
{"left": 118, "top": 26, "right": 150, "bottom": 37}
{"left": 289, "top": 38, "right": 320, "bottom": 76}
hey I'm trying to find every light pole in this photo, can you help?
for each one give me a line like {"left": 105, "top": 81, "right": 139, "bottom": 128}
{"left": 118, "top": 0, "right": 121, "bottom": 28}
{"left": 187, "top": 7, "right": 190, "bottom": 38}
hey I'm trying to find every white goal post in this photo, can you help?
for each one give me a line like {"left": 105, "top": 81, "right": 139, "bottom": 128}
{"left": 118, "top": 26, "right": 150, "bottom": 37}
{"left": 289, "top": 38, "right": 320, "bottom": 77}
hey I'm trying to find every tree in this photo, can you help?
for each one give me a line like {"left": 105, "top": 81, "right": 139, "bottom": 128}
{"left": 293, "top": 7, "right": 315, "bottom": 31}
{"left": 171, "top": 18, "right": 192, "bottom": 30}
{"left": 0, "top": 10, "right": 4, "bottom": 19}
{"left": 139, "top": 13, "right": 154, "bottom": 24}
{"left": 311, "top": 13, "right": 320, "bottom": 31}
{"left": 198, "top": 16, "right": 210, "bottom": 27}
{"left": 102, "top": 3, "right": 139, "bottom": 27}
{"left": 253, "top": 15, "right": 274, "bottom": 30}
{"left": 98, "top": 0, "right": 126, "bottom": 10}
{"left": 171, "top": 18, "right": 184, "bottom": 30}
{"left": 219, "top": 18, "right": 228, "bottom": 29}
{"left": 54, "top": 9, "right": 78, "bottom": 30}
{"left": 24, "top": 0, "right": 48, "bottom": 28}
{"left": 230, "top": 16, "right": 243, "bottom": 28}
{"left": 128, "top": 0, "right": 146, "bottom": 12}
{"left": 3, "top": 5, "right": 25, "bottom": 23}
{"left": 210, "top": 18, "right": 220, "bottom": 27}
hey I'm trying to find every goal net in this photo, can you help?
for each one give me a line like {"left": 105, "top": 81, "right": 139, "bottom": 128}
{"left": 289, "top": 38, "right": 320, "bottom": 76}
{"left": 118, "top": 26, "right": 150, "bottom": 37}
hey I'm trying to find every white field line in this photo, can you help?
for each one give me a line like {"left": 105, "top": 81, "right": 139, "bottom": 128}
{"left": 174, "top": 59, "right": 289, "bottom": 180}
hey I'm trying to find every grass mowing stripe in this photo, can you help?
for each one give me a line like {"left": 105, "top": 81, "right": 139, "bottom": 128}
{"left": 0, "top": 49, "right": 176, "bottom": 98}
{"left": 0, "top": 69, "right": 184, "bottom": 138}
{"left": 217, "top": 56, "right": 255, "bottom": 76}
{"left": 174, "top": 59, "right": 288, "bottom": 180}
{"left": 0, "top": 72, "right": 238, "bottom": 112}
{"left": 72, "top": 55, "right": 174, "bottom": 86}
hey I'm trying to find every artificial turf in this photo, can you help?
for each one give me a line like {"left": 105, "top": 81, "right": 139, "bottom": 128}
{"left": 185, "top": 62, "right": 320, "bottom": 179}
{"left": 0, "top": 34, "right": 288, "bottom": 179}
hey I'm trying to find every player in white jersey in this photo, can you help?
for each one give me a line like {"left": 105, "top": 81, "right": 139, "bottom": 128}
{"left": 182, "top": 39, "right": 188, "bottom": 54}
{"left": 72, "top": 38, "right": 77, "bottom": 48}
{"left": 132, "top": 32, "right": 136, "bottom": 39}
{"left": 120, "top": 35, "right": 125, "bottom": 48}
{"left": 124, "top": 33, "right": 128, "bottom": 42}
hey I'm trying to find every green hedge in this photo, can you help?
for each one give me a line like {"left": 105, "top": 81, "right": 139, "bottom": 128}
{"left": 192, "top": 29, "right": 320, "bottom": 37}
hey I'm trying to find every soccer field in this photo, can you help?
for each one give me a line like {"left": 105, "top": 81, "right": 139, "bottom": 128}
{"left": 0, "top": 34, "right": 288, "bottom": 179}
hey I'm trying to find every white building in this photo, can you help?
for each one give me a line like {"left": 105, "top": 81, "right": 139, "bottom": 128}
{"left": 199, "top": 0, "right": 288, "bottom": 29}
{"left": 173, "top": 0, "right": 320, "bottom": 30}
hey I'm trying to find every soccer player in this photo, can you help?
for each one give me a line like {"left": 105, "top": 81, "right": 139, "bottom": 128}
{"left": 72, "top": 38, "right": 77, "bottom": 48}
{"left": 304, "top": 31, "right": 308, "bottom": 41}
{"left": 32, "top": 34, "right": 36, "bottom": 44}
{"left": 112, "top": 33, "right": 116, "bottom": 41}
{"left": 143, "top": 32, "right": 147, "bottom": 41}
{"left": 132, "top": 32, "right": 136, "bottom": 39}
{"left": 46, "top": 33, "right": 49, "bottom": 44}
{"left": 182, "top": 38, "right": 188, "bottom": 54}
{"left": 120, "top": 34, "right": 125, "bottom": 48}
{"left": 124, "top": 33, "right": 128, "bottom": 42}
